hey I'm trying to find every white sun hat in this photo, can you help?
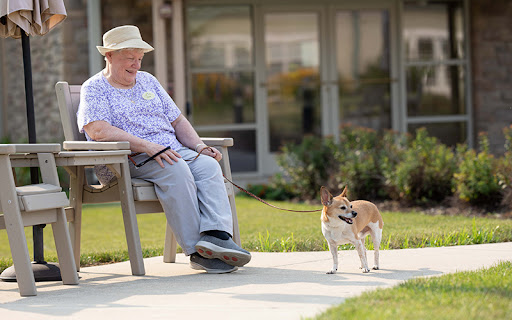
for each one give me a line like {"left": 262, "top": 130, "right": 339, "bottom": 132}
{"left": 96, "top": 25, "right": 154, "bottom": 56}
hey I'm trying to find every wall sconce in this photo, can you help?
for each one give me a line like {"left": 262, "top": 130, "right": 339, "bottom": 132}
{"left": 159, "top": 2, "right": 172, "bottom": 19}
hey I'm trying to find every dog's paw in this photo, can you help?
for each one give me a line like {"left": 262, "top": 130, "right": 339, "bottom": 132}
{"left": 362, "top": 268, "right": 370, "bottom": 273}
{"left": 326, "top": 269, "right": 337, "bottom": 274}
{"left": 372, "top": 265, "right": 380, "bottom": 270}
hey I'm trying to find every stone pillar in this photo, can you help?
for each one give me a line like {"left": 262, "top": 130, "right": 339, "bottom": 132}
{"left": 471, "top": 0, "right": 512, "bottom": 153}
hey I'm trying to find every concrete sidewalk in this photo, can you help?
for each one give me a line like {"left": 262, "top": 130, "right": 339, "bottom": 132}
{"left": 0, "top": 242, "right": 511, "bottom": 319}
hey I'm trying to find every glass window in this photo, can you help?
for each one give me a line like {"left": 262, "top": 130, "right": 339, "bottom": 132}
{"left": 408, "top": 122, "right": 467, "bottom": 147}
{"left": 336, "top": 10, "right": 392, "bottom": 131}
{"left": 403, "top": 0, "right": 469, "bottom": 146}
{"left": 418, "top": 38, "right": 434, "bottom": 60}
{"left": 191, "top": 71, "right": 255, "bottom": 125}
{"left": 187, "top": 6, "right": 255, "bottom": 126}
{"left": 406, "top": 65, "right": 465, "bottom": 116}
{"left": 200, "top": 129, "right": 257, "bottom": 172}
{"left": 265, "top": 12, "right": 321, "bottom": 152}
{"left": 187, "top": 6, "right": 253, "bottom": 69}
{"left": 403, "top": 1, "right": 465, "bottom": 61}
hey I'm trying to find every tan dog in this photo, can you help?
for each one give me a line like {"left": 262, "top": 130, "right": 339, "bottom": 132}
{"left": 321, "top": 186, "right": 384, "bottom": 274}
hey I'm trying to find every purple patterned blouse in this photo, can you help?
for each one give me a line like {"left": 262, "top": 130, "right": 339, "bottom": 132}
{"left": 77, "top": 70, "right": 182, "bottom": 149}
{"left": 77, "top": 71, "right": 182, "bottom": 184}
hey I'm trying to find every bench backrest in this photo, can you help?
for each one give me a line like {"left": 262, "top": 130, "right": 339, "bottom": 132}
{"left": 55, "top": 82, "right": 86, "bottom": 142}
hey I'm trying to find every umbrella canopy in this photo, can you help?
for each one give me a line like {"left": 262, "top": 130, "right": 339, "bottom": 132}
{"left": 0, "top": 0, "right": 66, "bottom": 38}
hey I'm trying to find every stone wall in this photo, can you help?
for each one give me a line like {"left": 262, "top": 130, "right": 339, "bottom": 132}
{"left": 0, "top": 0, "right": 88, "bottom": 143}
{"left": 0, "top": 0, "right": 154, "bottom": 143}
{"left": 1, "top": 27, "right": 63, "bottom": 143}
{"left": 471, "top": 0, "right": 512, "bottom": 154}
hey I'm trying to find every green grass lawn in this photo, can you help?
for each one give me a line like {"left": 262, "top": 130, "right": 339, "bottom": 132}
{"left": 1, "top": 197, "right": 511, "bottom": 318}
{"left": 311, "top": 261, "right": 512, "bottom": 320}
{"left": 1, "top": 196, "right": 512, "bottom": 271}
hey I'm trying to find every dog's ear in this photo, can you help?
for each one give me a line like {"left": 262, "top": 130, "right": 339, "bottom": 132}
{"left": 340, "top": 186, "right": 348, "bottom": 198}
{"left": 320, "top": 186, "right": 333, "bottom": 206}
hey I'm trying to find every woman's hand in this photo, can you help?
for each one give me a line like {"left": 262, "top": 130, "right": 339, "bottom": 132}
{"left": 146, "top": 142, "right": 181, "bottom": 168}
{"left": 197, "top": 145, "right": 222, "bottom": 162}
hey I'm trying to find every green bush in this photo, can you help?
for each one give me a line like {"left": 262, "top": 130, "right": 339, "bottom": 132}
{"left": 378, "top": 128, "right": 456, "bottom": 204}
{"left": 274, "top": 125, "right": 408, "bottom": 201}
{"left": 242, "top": 182, "right": 295, "bottom": 201}
{"left": 380, "top": 130, "right": 410, "bottom": 200}
{"left": 274, "top": 135, "right": 338, "bottom": 200}
{"left": 455, "top": 133, "right": 503, "bottom": 208}
{"left": 497, "top": 126, "right": 512, "bottom": 209}
{"left": 273, "top": 125, "right": 512, "bottom": 211}
{"left": 334, "top": 125, "right": 406, "bottom": 200}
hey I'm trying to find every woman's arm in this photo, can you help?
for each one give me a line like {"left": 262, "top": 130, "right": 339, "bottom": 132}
{"left": 84, "top": 120, "right": 182, "bottom": 167}
{"left": 172, "top": 115, "right": 222, "bottom": 161}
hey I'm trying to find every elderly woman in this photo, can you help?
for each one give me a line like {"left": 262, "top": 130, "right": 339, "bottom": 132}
{"left": 77, "top": 25, "right": 250, "bottom": 274}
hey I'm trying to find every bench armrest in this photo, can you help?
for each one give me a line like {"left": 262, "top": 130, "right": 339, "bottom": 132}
{"left": 201, "top": 138, "right": 234, "bottom": 147}
{"left": 0, "top": 145, "right": 16, "bottom": 154}
{"left": 12, "top": 144, "right": 61, "bottom": 154}
{"left": 63, "top": 141, "right": 131, "bottom": 151}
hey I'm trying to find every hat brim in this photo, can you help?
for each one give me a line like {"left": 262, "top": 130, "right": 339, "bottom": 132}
{"left": 97, "top": 38, "right": 154, "bottom": 56}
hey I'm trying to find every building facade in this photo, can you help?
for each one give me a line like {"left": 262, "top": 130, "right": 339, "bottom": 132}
{"left": 0, "top": 0, "right": 511, "bottom": 179}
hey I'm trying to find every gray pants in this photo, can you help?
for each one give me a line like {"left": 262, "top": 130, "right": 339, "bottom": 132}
{"left": 129, "top": 148, "right": 233, "bottom": 255}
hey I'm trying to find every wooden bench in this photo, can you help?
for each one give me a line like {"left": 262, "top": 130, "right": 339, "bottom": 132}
{"left": 55, "top": 81, "right": 240, "bottom": 275}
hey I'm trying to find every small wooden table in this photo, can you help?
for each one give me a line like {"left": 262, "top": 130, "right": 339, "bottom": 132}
{"left": 10, "top": 149, "right": 145, "bottom": 276}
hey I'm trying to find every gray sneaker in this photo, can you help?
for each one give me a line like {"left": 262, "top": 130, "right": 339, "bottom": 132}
{"left": 195, "top": 235, "right": 251, "bottom": 267}
{"left": 190, "top": 253, "right": 238, "bottom": 274}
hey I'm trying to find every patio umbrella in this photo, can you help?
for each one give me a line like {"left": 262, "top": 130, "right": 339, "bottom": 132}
{"left": 0, "top": 0, "right": 67, "bottom": 282}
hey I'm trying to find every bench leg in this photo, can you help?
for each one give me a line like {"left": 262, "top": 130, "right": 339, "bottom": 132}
{"left": 68, "top": 166, "right": 84, "bottom": 271}
{"left": 52, "top": 208, "right": 79, "bottom": 285}
{"left": 218, "top": 147, "right": 241, "bottom": 246}
{"left": 163, "top": 223, "right": 177, "bottom": 263}
{"left": 0, "top": 156, "right": 36, "bottom": 296}
{"left": 118, "top": 161, "right": 145, "bottom": 276}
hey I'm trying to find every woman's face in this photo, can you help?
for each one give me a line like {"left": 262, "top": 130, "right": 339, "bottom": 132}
{"left": 106, "top": 49, "right": 144, "bottom": 87}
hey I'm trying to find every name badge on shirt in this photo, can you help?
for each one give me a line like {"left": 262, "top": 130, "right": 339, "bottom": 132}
{"left": 142, "top": 92, "right": 155, "bottom": 100}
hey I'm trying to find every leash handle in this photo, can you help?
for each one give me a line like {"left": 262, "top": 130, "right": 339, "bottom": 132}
{"left": 128, "top": 146, "right": 171, "bottom": 168}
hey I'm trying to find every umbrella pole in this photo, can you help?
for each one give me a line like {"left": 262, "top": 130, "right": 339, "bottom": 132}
{"left": 21, "top": 31, "right": 46, "bottom": 261}
{"left": 20, "top": 30, "right": 48, "bottom": 264}
{"left": 1, "top": 32, "right": 62, "bottom": 282}
{"left": 21, "top": 32, "right": 37, "bottom": 146}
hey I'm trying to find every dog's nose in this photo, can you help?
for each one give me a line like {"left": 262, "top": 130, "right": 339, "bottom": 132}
{"left": 352, "top": 211, "right": 357, "bottom": 217}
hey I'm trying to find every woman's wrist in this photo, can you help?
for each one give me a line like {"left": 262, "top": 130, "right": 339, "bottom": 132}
{"left": 194, "top": 143, "right": 207, "bottom": 152}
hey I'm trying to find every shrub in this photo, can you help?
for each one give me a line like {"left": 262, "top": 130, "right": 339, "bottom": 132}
{"left": 273, "top": 125, "right": 408, "bottom": 201}
{"left": 498, "top": 126, "right": 512, "bottom": 209}
{"left": 242, "top": 182, "right": 295, "bottom": 201}
{"left": 388, "top": 128, "right": 456, "bottom": 204}
{"left": 273, "top": 125, "right": 511, "bottom": 211}
{"left": 334, "top": 125, "right": 406, "bottom": 200}
{"left": 274, "top": 135, "right": 338, "bottom": 200}
{"left": 454, "top": 132, "right": 502, "bottom": 208}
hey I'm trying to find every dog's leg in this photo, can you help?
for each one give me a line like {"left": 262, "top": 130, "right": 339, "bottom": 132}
{"left": 327, "top": 241, "right": 338, "bottom": 274}
{"left": 354, "top": 240, "right": 370, "bottom": 273}
{"left": 371, "top": 227, "right": 383, "bottom": 270}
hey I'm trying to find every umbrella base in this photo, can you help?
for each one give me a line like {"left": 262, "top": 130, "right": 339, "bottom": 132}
{"left": 0, "top": 261, "right": 62, "bottom": 282}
